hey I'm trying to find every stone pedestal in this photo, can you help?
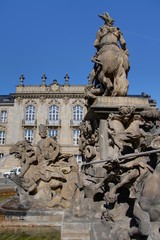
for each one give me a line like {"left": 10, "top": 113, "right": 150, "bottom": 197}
{"left": 0, "top": 207, "right": 112, "bottom": 240}
{"left": 84, "top": 96, "right": 156, "bottom": 162}
{"left": 86, "top": 96, "right": 153, "bottom": 119}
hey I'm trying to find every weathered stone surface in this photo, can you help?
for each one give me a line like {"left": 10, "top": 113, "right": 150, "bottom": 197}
{"left": 61, "top": 222, "right": 91, "bottom": 240}
{"left": 93, "top": 96, "right": 150, "bottom": 108}
{"left": 7, "top": 124, "right": 79, "bottom": 209}
{"left": 88, "top": 12, "right": 130, "bottom": 98}
{"left": 80, "top": 99, "right": 160, "bottom": 239}
{"left": 99, "top": 119, "right": 109, "bottom": 160}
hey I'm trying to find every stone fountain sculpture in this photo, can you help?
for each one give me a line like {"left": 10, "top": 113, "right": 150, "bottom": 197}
{"left": 8, "top": 124, "right": 79, "bottom": 209}
{"left": 79, "top": 12, "right": 160, "bottom": 240}
{"left": 1, "top": 12, "right": 160, "bottom": 240}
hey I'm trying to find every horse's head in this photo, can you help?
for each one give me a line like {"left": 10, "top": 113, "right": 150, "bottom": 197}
{"left": 10, "top": 140, "right": 35, "bottom": 160}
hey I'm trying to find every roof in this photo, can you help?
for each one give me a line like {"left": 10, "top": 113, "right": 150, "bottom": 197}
{"left": 0, "top": 95, "right": 14, "bottom": 104}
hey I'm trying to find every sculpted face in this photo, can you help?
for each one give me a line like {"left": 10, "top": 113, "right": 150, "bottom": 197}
{"left": 10, "top": 142, "right": 24, "bottom": 159}
{"left": 26, "top": 145, "right": 36, "bottom": 158}
{"left": 14, "top": 150, "right": 22, "bottom": 159}
{"left": 39, "top": 124, "right": 47, "bottom": 138}
{"left": 39, "top": 130, "right": 47, "bottom": 138}
{"left": 10, "top": 140, "right": 35, "bottom": 160}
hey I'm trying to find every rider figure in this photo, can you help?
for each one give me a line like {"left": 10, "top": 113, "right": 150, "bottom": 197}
{"left": 92, "top": 12, "right": 129, "bottom": 64}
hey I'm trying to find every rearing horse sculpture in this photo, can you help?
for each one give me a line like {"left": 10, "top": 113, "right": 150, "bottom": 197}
{"left": 89, "top": 12, "right": 130, "bottom": 97}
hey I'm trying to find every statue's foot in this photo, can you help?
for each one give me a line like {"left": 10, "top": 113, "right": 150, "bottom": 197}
{"left": 47, "top": 195, "right": 61, "bottom": 208}
{"left": 102, "top": 91, "right": 109, "bottom": 96}
{"left": 92, "top": 181, "right": 103, "bottom": 190}
{"left": 61, "top": 198, "right": 72, "bottom": 209}
{"left": 25, "top": 181, "right": 37, "bottom": 192}
{"left": 117, "top": 228, "right": 131, "bottom": 240}
{"left": 86, "top": 92, "right": 97, "bottom": 99}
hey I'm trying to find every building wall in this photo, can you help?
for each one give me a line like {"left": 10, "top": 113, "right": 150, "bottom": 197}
{"left": 0, "top": 81, "right": 87, "bottom": 162}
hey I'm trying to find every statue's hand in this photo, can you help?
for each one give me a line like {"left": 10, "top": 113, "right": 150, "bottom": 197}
{"left": 125, "top": 49, "right": 129, "bottom": 56}
{"left": 105, "top": 191, "right": 117, "bottom": 203}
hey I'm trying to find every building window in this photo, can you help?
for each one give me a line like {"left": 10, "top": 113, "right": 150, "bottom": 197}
{"left": 24, "top": 129, "right": 34, "bottom": 143}
{"left": 48, "top": 128, "right": 58, "bottom": 141}
{"left": 73, "top": 129, "right": 80, "bottom": 145}
{"left": 25, "top": 105, "right": 35, "bottom": 124}
{"left": 0, "top": 131, "right": 5, "bottom": 144}
{"left": 74, "top": 154, "right": 82, "bottom": 164}
{"left": 73, "top": 105, "right": 83, "bottom": 123}
{"left": 0, "top": 153, "right": 4, "bottom": 158}
{"left": 49, "top": 105, "right": 59, "bottom": 124}
{"left": 1, "top": 110, "right": 7, "bottom": 123}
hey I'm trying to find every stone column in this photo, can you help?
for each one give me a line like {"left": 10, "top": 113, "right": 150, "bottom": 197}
{"left": 99, "top": 119, "right": 109, "bottom": 160}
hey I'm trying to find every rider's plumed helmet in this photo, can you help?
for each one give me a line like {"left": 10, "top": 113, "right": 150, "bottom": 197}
{"left": 98, "top": 12, "right": 114, "bottom": 26}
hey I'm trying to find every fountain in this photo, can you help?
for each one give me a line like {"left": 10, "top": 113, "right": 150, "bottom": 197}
{"left": 0, "top": 226, "right": 60, "bottom": 240}
{"left": 1, "top": 12, "right": 160, "bottom": 240}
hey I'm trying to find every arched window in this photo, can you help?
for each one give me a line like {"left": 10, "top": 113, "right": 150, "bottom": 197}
{"left": 0, "top": 131, "right": 5, "bottom": 144}
{"left": 1, "top": 110, "right": 7, "bottom": 123}
{"left": 73, "top": 129, "right": 80, "bottom": 145}
{"left": 73, "top": 105, "right": 83, "bottom": 123}
{"left": 25, "top": 105, "right": 35, "bottom": 124}
{"left": 74, "top": 154, "right": 82, "bottom": 164}
{"left": 48, "top": 128, "right": 58, "bottom": 141}
{"left": 49, "top": 105, "right": 59, "bottom": 124}
{"left": 24, "top": 128, "right": 34, "bottom": 143}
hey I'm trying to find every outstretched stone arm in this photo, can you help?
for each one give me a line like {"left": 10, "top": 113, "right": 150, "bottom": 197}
{"left": 119, "top": 32, "right": 127, "bottom": 51}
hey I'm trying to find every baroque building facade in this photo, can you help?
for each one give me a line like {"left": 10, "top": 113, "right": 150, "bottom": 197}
{"left": 0, "top": 74, "right": 87, "bottom": 164}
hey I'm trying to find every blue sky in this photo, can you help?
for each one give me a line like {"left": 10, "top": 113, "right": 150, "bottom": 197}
{"left": 0, "top": 0, "right": 160, "bottom": 106}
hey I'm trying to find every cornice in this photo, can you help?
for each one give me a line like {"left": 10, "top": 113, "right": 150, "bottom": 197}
{"left": 0, "top": 103, "right": 14, "bottom": 107}
{"left": 11, "top": 92, "right": 85, "bottom": 99}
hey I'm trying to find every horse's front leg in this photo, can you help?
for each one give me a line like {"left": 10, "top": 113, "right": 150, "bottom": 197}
{"left": 99, "top": 71, "right": 113, "bottom": 96}
{"left": 112, "top": 58, "right": 128, "bottom": 96}
{"left": 88, "top": 68, "right": 96, "bottom": 84}
{"left": 133, "top": 199, "right": 151, "bottom": 237}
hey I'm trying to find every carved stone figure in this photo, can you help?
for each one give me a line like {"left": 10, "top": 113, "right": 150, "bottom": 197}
{"left": 36, "top": 124, "right": 60, "bottom": 164}
{"left": 79, "top": 119, "right": 99, "bottom": 161}
{"left": 10, "top": 140, "right": 37, "bottom": 177}
{"left": 88, "top": 12, "right": 130, "bottom": 97}
{"left": 9, "top": 124, "right": 79, "bottom": 209}
{"left": 79, "top": 101, "right": 160, "bottom": 239}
